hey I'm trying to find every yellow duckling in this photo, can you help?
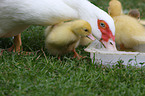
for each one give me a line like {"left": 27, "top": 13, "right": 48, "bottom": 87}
{"left": 45, "top": 20, "right": 95, "bottom": 59}
{"left": 79, "top": 37, "right": 94, "bottom": 46}
{"left": 128, "top": 9, "right": 145, "bottom": 26}
{"left": 108, "top": 0, "right": 123, "bottom": 17}
{"left": 108, "top": 0, "right": 145, "bottom": 26}
{"left": 108, "top": 0, "right": 145, "bottom": 52}
{"left": 114, "top": 15, "right": 145, "bottom": 52}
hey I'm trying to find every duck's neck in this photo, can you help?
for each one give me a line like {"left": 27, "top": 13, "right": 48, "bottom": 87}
{"left": 63, "top": 0, "right": 111, "bottom": 39}
{"left": 63, "top": 0, "right": 100, "bottom": 19}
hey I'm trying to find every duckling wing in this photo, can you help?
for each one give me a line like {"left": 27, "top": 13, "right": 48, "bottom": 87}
{"left": 132, "top": 35, "right": 145, "bottom": 44}
{"left": 132, "top": 35, "right": 145, "bottom": 52}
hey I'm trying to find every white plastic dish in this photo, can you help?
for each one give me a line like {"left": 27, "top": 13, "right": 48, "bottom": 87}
{"left": 84, "top": 40, "right": 145, "bottom": 67}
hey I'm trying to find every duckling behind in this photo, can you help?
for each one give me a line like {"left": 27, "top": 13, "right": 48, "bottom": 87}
{"left": 45, "top": 20, "right": 94, "bottom": 59}
{"left": 108, "top": 0, "right": 145, "bottom": 52}
{"left": 128, "top": 9, "right": 140, "bottom": 20}
{"left": 108, "top": 0, "right": 123, "bottom": 17}
{"left": 114, "top": 15, "right": 145, "bottom": 52}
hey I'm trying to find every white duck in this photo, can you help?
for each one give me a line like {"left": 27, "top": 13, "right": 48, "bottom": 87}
{"left": 0, "top": 0, "right": 116, "bottom": 54}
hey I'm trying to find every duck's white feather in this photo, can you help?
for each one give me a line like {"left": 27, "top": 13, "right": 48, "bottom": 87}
{"left": 63, "top": 0, "right": 115, "bottom": 38}
{"left": 0, "top": 0, "right": 115, "bottom": 40}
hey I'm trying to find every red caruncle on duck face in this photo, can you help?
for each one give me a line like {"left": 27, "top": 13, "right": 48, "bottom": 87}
{"left": 98, "top": 19, "right": 115, "bottom": 42}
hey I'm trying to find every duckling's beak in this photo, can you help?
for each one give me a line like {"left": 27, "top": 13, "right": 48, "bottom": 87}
{"left": 100, "top": 38, "right": 117, "bottom": 51}
{"left": 87, "top": 34, "right": 96, "bottom": 40}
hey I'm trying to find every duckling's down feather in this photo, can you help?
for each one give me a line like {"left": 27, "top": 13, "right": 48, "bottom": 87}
{"left": 45, "top": 20, "right": 92, "bottom": 55}
{"left": 114, "top": 15, "right": 145, "bottom": 51}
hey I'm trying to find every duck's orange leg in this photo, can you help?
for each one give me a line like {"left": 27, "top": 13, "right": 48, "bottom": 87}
{"left": 10, "top": 34, "right": 34, "bottom": 55}
{"left": 1, "top": 34, "right": 22, "bottom": 55}
{"left": 13, "top": 34, "right": 22, "bottom": 52}
{"left": 7, "top": 34, "right": 22, "bottom": 52}
{"left": 1, "top": 33, "right": 36, "bottom": 55}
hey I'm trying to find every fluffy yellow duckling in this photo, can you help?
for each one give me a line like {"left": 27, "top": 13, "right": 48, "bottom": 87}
{"left": 108, "top": 0, "right": 140, "bottom": 20}
{"left": 108, "top": 0, "right": 145, "bottom": 26}
{"left": 128, "top": 9, "right": 145, "bottom": 26}
{"left": 108, "top": 0, "right": 145, "bottom": 52}
{"left": 45, "top": 20, "right": 95, "bottom": 59}
{"left": 108, "top": 0, "right": 123, "bottom": 17}
{"left": 79, "top": 37, "right": 94, "bottom": 46}
{"left": 114, "top": 15, "right": 145, "bottom": 52}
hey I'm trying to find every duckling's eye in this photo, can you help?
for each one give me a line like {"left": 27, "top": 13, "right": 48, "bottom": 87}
{"left": 100, "top": 22, "right": 105, "bottom": 28}
{"left": 84, "top": 29, "right": 89, "bottom": 32}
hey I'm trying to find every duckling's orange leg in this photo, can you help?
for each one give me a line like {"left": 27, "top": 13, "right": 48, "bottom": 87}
{"left": 72, "top": 49, "right": 82, "bottom": 60}
{"left": 7, "top": 34, "right": 22, "bottom": 52}
{"left": 0, "top": 49, "right": 4, "bottom": 55}
{"left": 120, "top": 43, "right": 125, "bottom": 50}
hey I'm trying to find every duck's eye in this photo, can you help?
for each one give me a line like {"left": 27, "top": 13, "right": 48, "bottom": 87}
{"left": 84, "top": 29, "right": 89, "bottom": 32}
{"left": 110, "top": 42, "right": 113, "bottom": 45}
{"left": 100, "top": 22, "right": 105, "bottom": 28}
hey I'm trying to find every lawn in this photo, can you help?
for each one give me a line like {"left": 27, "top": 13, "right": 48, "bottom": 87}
{"left": 1, "top": 0, "right": 145, "bottom": 96}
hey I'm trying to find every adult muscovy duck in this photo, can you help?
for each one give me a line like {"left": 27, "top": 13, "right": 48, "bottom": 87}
{"left": 0, "top": 0, "right": 116, "bottom": 54}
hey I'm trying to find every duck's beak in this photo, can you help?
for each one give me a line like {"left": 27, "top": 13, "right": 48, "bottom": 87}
{"left": 100, "top": 39, "right": 117, "bottom": 51}
{"left": 87, "top": 34, "right": 96, "bottom": 40}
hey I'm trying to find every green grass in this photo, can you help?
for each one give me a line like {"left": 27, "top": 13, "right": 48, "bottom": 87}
{"left": 1, "top": 0, "right": 145, "bottom": 96}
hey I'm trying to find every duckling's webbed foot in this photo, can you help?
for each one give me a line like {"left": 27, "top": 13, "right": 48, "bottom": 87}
{"left": 72, "top": 49, "right": 85, "bottom": 60}
{"left": 0, "top": 49, "right": 4, "bottom": 55}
